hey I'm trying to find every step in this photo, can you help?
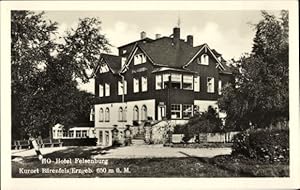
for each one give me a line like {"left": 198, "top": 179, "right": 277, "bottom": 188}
{"left": 131, "top": 139, "right": 145, "bottom": 145}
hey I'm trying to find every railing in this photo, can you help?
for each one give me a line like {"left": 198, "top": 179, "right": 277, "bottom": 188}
{"left": 11, "top": 139, "right": 63, "bottom": 150}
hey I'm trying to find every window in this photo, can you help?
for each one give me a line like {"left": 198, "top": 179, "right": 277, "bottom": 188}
{"left": 99, "top": 131, "right": 103, "bottom": 143}
{"left": 99, "top": 108, "right": 104, "bottom": 122}
{"left": 183, "top": 104, "right": 193, "bottom": 119}
{"left": 134, "top": 53, "right": 146, "bottom": 65}
{"left": 183, "top": 75, "right": 193, "bottom": 90}
{"left": 76, "top": 131, "right": 81, "bottom": 138}
{"left": 121, "top": 57, "right": 127, "bottom": 68}
{"left": 118, "top": 80, "right": 127, "bottom": 95}
{"left": 141, "top": 105, "right": 147, "bottom": 121}
{"left": 63, "top": 131, "right": 68, "bottom": 137}
{"left": 133, "top": 78, "right": 139, "bottom": 93}
{"left": 171, "top": 74, "right": 182, "bottom": 89}
{"left": 171, "top": 104, "right": 181, "bottom": 119}
{"left": 123, "top": 107, "right": 127, "bottom": 121}
{"left": 218, "top": 80, "right": 222, "bottom": 95}
{"left": 141, "top": 76, "right": 148, "bottom": 92}
{"left": 69, "top": 130, "right": 74, "bottom": 138}
{"left": 194, "top": 76, "right": 200, "bottom": 92}
{"left": 105, "top": 108, "right": 110, "bottom": 122}
{"left": 155, "top": 75, "right": 162, "bottom": 90}
{"left": 207, "top": 77, "right": 215, "bottom": 93}
{"left": 122, "top": 49, "right": 127, "bottom": 54}
{"left": 82, "top": 130, "right": 87, "bottom": 137}
{"left": 105, "top": 83, "right": 110, "bottom": 97}
{"left": 163, "top": 74, "right": 170, "bottom": 89}
{"left": 100, "top": 64, "right": 109, "bottom": 73}
{"left": 99, "top": 84, "right": 104, "bottom": 97}
{"left": 90, "top": 108, "right": 95, "bottom": 121}
{"left": 118, "top": 107, "right": 123, "bottom": 121}
{"left": 200, "top": 54, "right": 209, "bottom": 65}
{"left": 133, "top": 106, "right": 139, "bottom": 121}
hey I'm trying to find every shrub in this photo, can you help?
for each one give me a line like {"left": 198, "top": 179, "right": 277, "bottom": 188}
{"left": 232, "top": 128, "right": 289, "bottom": 163}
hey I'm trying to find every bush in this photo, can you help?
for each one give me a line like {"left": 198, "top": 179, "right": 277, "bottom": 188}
{"left": 232, "top": 128, "right": 289, "bottom": 163}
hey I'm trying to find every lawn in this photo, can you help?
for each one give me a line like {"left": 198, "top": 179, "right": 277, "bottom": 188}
{"left": 12, "top": 146, "right": 289, "bottom": 177}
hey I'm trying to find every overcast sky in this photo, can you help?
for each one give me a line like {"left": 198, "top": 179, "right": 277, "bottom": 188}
{"left": 44, "top": 10, "right": 280, "bottom": 93}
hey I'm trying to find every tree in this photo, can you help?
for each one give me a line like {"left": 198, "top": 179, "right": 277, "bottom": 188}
{"left": 11, "top": 11, "right": 58, "bottom": 139}
{"left": 11, "top": 11, "right": 110, "bottom": 140}
{"left": 218, "top": 10, "right": 289, "bottom": 130}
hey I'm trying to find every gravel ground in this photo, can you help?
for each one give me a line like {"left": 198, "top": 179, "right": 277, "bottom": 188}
{"left": 12, "top": 144, "right": 231, "bottom": 159}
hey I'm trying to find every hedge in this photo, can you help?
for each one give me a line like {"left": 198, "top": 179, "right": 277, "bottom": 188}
{"left": 232, "top": 128, "right": 289, "bottom": 163}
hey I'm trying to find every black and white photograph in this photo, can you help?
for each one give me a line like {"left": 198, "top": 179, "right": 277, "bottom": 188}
{"left": 1, "top": 0, "right": 299, "bottom": 189}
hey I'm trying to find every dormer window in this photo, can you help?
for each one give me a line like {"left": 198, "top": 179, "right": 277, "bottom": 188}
{"left": 134, "top": 53, "right": 146, "bottom": 65}
{"left": 197, "top": 54, "right": 209, "bottom": 65}
{"left": 100, "top": 64, "right": 109, "bottom": 73}
{"left": 121, "top": 57, "right": 127, "bottom": 68}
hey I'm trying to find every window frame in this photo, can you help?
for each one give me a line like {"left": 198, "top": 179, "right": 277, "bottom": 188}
{"left": 218, "top": 80, "right": 222, "bottom": 95}
{"left": 99, "top": 108, "right": 104, "bottom": 122}
{"left": 200, "top": 54, "right": 209, "bottom": 65}
{"left": 133, "top": 106, "right": 139, "bottom": 121}
{"left": 207, "top": 77, "right": 215, "bottom": 93}
{"left": 194, "top": 76, "right": 200, "bottom": 92}
{"left": 99, "top": 84, "right": 104, "bottom": 97}
{"left": 118, "top": 107, "right": 123, "bottom": 122}
{"left": 182, "top": 75, "right": 194, "bottom": 90}
{"left": 105, "top": 83, "right": 110, "bottom": 97}
{"left": 105, "top": 107, "right": 110, "bottom": 122}
{"left": 141, "top": 105, "right": 148, "bottom": 121}
{"left": 171, "top": 104, "right": 182, "bottom": 119}
{"left": 170, "top": 73, "right": 182, "bottom": 89}
{"left": 133, "top": 78, "right": 139, "bottom": 93}
{"left": 141, "top": 76, "right": 148, "bottom": 92}
{"left": 182, "top": 104, "right": 193, "bottom": 119}
{"left": 155, "top": 75, "right": 162, "bottom": 90}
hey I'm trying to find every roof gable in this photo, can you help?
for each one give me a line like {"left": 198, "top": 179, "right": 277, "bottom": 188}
{"left": 100, "top": 54, "right": 122, "bottom": 74}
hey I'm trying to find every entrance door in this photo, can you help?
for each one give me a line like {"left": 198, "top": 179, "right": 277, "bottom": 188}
{"left": 157, "top": 105, "right": 166, "bottom": 120}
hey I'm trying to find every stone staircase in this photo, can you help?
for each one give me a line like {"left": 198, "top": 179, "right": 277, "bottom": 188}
{"left": 132, "top": 133, "right": 145, "bottom": 145}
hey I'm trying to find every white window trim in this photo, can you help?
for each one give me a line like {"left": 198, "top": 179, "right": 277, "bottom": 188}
{"left": 133, "top": 78, "right": 139, "bottom": 93}
{"left": 194, "top": 76, "right": 200, "bottom": 92}
{"left": 134, "top": 53, "right": 146, "bottom": 65}
{"left": 155, "top": 75, "right": 162, "bottom": 90}
{"left": 99, "top": 108, "right": 104, "bottom": 122}
{"left": 99, "top": 84, "right": 104, "bottom": 97}
{"left": 207, "top": 77, "right": 215, "bottom": 93}
{"left": 105, "top": 83, "right": 110, "bottom": 97}
{"left": 198, "top": 54, "right": 209, "bottom": 65}
{"left": 171, "top": 73, "right": 182, "bottom": 89}
{"left": 218, "top": 80, "right": 222, "bottom": 95}
{"left": 141, "top": 76, "right": 148, "bottom": 92}
{"left": 171, "top": 104, "right": 182, "bottom": 119}
{"left": 183, "top": 75, "right": 194, "bottom": 90}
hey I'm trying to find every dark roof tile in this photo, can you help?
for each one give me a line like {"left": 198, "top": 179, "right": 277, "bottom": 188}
{"left": 101, "top": 53, "right": 122, "bottom": 73}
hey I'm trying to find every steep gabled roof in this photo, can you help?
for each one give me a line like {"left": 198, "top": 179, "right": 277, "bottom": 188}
{"left": 99, "top": 30, "right": 232, "bottom": 75}
{"left": 118, "top": 37, "right": 154, "bottom": 48}
{"left": 138, "top": 37, "right": 204, "bottom": 68}
{"left": 101, "top": 53, "right": 122, "bottom": 74}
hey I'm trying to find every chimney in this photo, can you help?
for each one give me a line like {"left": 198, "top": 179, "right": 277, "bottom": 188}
{"left": 155, "top": 34, "right": 161, "bottom": 39}
{"left": 187, "top": 35, "right": 193, "bottom": 46}
{"left": 140, "top": 31, "right": 146, "bottom": 39}
{"left": 173, "top": 27, "right": 180, "bottom": 41}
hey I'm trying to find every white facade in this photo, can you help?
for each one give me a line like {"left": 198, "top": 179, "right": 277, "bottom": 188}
{"left": 94, "top": 99, "right": 156, "bottom": 146}
{"left": 52, "top": 124, "right": 95, "bottom": 139}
